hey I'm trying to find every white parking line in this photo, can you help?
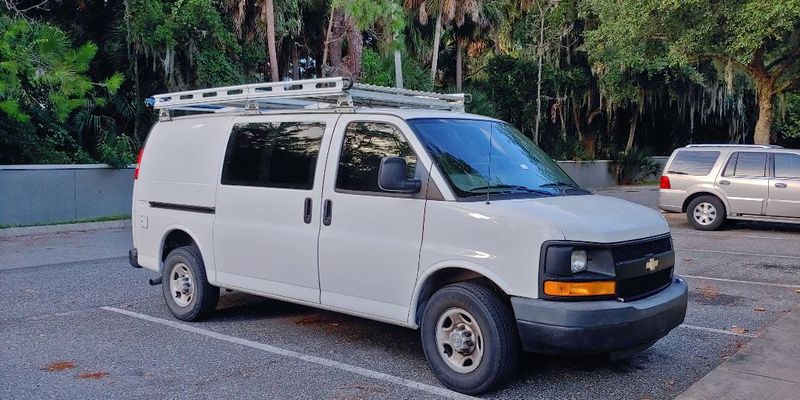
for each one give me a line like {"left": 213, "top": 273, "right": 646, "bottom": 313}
{"left": 675, "top": 248, "right": 800, "bottom": 260}
{"left": 671, "top": 230, "right": 797, "bottom": 241}
{"left": 679, "top": 324, "right": 757, "bottom": 338}
{"left": 101, "top": 307, "right": 477, "bottom": 400}
{"left": 680, "top": 274, "right": 800, "bottom": 289}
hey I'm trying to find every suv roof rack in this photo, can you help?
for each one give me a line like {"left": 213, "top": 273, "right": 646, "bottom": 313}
{"left": 685, "top": 144, "right": 783, "bottom": 149}
{"left": 145, "top": 77, "right": 469, "bottom": 120}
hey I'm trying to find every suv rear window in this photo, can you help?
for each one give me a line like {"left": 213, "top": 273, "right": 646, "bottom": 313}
{"left": 221, "top": 122, "right": 325, "bottom": 189}
{"left": 667, "top": 151, "right": 719, "bottom": 176}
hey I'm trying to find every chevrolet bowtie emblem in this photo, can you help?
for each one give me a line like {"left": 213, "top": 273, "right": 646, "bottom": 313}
{"left": 645, "top": 258, "right": 659, "bottom": 272}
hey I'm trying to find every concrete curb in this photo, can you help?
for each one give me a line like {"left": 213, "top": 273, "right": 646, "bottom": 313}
{"left": 0, "top": 220, "right": 131, "bottom": 238}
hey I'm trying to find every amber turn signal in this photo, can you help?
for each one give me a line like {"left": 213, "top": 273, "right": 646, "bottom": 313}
{"left": 543, "top": 280, "right": 616, "bottom": 297}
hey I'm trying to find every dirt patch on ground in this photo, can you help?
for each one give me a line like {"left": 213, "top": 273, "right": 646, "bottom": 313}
{"left": 77, "top": 371, "right": 110, "bottom": 379}
{"left": 41, "top": 360, "right": 76, "bottom": 372}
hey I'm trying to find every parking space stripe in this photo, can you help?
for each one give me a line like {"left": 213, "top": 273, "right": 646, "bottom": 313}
{"left": 679, "top": 324, "right": 757, "bottom": 338}
{"left": 675, "top": 248, "right": 800, "bottom": 260}
{"left": 680, "top": 274, "right": 800, "bottom": 289}
{"left": 101, "top": 307, "right": 477, "bottom": 400}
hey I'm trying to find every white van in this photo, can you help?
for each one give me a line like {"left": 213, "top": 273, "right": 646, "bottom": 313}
{"left": 130, "top": 78, "right": 687, "bottom": 394}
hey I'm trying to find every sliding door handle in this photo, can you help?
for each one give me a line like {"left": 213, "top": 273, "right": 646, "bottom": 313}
{"left": 775, "top": 182, "right": 788, "bottom": 189}
{"left": 303, "top": 197, "right": 312, "bottom": 223}
{"left": 323, "top": 199, "right": 333, "bottom": 226}
{"left": 719, "top": 180, "right": 730, "bottom": 185}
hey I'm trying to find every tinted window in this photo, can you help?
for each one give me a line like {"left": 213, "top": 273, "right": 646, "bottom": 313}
{"left": 667, "top": 151, "right": 719, "bottom": 176}
{"left": 336, "top": 122, "right": 417, "bottom": 193}
{"left": 727, "top": 152, "right": 767, "bottom": 177}
{"left": 221, "top": 122, "right": 325, "bottom": 189}
{"left": 775, "top": 153, "right": 800, "bottom": 178}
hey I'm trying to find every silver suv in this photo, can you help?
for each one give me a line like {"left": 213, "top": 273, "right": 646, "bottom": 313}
{"left": 659, "top": 144, "right": 800, "bottom": 230}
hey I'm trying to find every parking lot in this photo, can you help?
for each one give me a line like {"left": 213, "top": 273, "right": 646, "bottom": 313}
{"left": 2, "top": 186, "right": 799, "bottom": 400}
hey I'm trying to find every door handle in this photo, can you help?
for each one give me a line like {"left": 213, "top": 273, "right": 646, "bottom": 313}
{"left": 719, "top": 180, "right": 730, "bottom": 185}
{"left": 775, "top": 182, "right": 788, "bottom": 189}
{"left": 303, "top": 197, "right": 312, "bottom": 224}
{"left": 323, "top": 199, "right": 333, "bottom": 226}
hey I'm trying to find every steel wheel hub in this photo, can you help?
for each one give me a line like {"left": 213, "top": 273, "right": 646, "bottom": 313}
{"left": 169, "top": 263, "right": 194, "bottom": 307}
{"left": 436, "top": 307, "right": 484, "bottom": 373}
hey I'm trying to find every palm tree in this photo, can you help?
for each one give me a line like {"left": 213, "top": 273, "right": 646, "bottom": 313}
{"left": 407, "top": 0, "right": 502, "bottom": 90}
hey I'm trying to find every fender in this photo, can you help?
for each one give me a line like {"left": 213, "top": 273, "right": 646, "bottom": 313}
{"left": 407, "top": 260, "right": 514, "bottom": 328}
{"left": 159, "top": 224, "right": 216, "bottom": 280}
{"left": 685, "top": 184, "right": 732, "bottom": 215}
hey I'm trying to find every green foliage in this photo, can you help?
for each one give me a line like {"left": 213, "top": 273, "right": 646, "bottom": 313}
{"left": 776, "top": 93, "right": 800, "bottom": 144}
{"left": 334, "top": 0, "right": 406, "bottom": 46}
{"left": 464, "top": 88, "right": 497, "bottom": 118}
{"left": 98, "top": 135, "right": 136, "bottom": 169}
{"left": 360, "top": 48, "right": 433, "bottom": 91}
{"left": 613, "top": 148, "right": 661, "bottom": 185}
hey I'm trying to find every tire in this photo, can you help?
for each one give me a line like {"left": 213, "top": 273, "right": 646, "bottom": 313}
{"left": 420, "top": 281, "right": 520, "bottom": 395}
{"left": 686, "top": 195, "right": 726, "bottom": 231}
{"left": 162, "top": 246, "right": 219, "bottom": 321}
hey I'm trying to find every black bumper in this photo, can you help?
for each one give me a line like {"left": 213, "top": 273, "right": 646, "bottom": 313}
{"left": 512, "top": 278, "right": 688, "bottom": 355}
{"left": 129, "top": 248, "right": 142, "bottom": 268}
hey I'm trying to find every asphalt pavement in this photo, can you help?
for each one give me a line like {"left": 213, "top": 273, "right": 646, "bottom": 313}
{"left": 1, "top": 186, "right": 798, "bottom": 399}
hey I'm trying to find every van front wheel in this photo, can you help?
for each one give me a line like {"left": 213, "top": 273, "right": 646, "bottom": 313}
{"left": 162, "top": 246, "right": 219, "bottom": 321}
{"left": 420, "top": 281, "right": 520, "bottom": 395}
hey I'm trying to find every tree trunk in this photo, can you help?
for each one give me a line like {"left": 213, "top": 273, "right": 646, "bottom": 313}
{"left": 345, "top": 16, "right": 363, "bottom": 79}
{"left": 753, "top": 78, "right": 775, "bottom": 145}
{"left": 431, "top": 10, "right": 442, "bottom": 83}
{"left": 533, "top": 6, "right": 546, "bottom": 145}
{"left": 326, "top": 8, "right": 345, "bottom": 76}
{"left": 263, "top": 0, "right": 279, "bottom": 81}
{"left": 455, "top": 34, "right": 463, "bottom": 92}
{"left": 292, "top": 42, "right": 300, "bottom": 80}
{"left": 625, "top": 106, "right": 639, "bottom": 152}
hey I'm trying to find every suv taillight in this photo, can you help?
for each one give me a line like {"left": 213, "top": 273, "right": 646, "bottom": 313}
{"left": 659, "top": 175, "right": 671, "bottom": 189}
{"left": 134, "top": 149, "right": 144, "bottom": 180}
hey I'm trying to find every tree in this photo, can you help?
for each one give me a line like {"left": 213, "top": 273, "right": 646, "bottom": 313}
{"left": 582, "top": 0, "right": 800, "bottom": 144}
{"left": 262, "top": 0, "right": 280, "bottom": 81}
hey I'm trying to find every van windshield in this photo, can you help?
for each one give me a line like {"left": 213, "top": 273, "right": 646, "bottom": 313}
{"left": 408, "top": 118, "right": 587, "bottom": 198}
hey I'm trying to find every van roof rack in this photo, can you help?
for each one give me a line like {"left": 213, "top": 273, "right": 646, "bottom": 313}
{"left": 685, "top": 144, "right": 783, "bottom": 149}
{"left": 145, "top": 77, "right": 469, "bottom": 120}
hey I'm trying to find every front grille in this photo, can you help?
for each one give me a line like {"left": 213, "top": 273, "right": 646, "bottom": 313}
{"left": 617, "top": 267, "right": 673, "bottom": 301}
{"left": 612, "top": 236, "right": 672, "bottom": 263}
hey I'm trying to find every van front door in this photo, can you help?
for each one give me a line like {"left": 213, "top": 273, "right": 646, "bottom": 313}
{"left": 213, "top": 115, "right": 337, "bottom": 303}
{"left": 768, "top": 153, "right": 800, "bottom": 218}
{"left": 716, "top": 152, "right": 769, "bottom": 215}
{"left": 317, "top": 115, "right": 430, "bottom": 322}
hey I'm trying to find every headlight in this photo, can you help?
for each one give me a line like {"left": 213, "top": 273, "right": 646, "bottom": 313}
{"left": 570, "top": 250, "right": 588, "bottom": 273}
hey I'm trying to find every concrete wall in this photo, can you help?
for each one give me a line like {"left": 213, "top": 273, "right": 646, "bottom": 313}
{"left": 556, "top": 160, "right": 616, "bottom": 189}
{"left": 0, "top": 165, "right": 134, "bottom": 226}
{"left": 1, "top": 158, "right": 668, "bottom": 226}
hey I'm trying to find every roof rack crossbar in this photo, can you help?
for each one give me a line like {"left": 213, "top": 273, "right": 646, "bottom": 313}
{"left": 146, "top": 77, "right": 468, "bottom": 115}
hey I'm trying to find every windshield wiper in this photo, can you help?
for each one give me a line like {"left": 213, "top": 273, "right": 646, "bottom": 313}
{"left": 465, "top": 184, "right": 554, "bottom": 196}
{"left": 539, "top": 182, "right": 582, "bottom": 190}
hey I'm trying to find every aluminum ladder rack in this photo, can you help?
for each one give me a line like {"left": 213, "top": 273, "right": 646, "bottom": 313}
{"left": 146, "top": 77, "right": 469, "bottom": 119}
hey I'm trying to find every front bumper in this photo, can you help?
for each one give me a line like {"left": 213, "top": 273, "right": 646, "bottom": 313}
{"left": 129, "top": 248, "right": 142, "bottom": 269}
{"left": 512, "top": 278, "right": 688, "bottom": 355}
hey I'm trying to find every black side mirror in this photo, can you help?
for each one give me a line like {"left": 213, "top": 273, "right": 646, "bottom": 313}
{"left": 378, "top": 157, "right": 422, "bottom": 193}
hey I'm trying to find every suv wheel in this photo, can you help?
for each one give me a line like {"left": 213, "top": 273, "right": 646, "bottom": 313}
{"left": 687, "top": 195, "right": 726, "bottom": 231}
{"left": 162, "top": 246, "right": 219, "bottom": 321}
{"left": 420, "top": 281, "right": 520, "bottom": 395}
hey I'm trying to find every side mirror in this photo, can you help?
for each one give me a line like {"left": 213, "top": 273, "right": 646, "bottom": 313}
{"left": 378, "top": 157, "right": 422, "bottom": 193}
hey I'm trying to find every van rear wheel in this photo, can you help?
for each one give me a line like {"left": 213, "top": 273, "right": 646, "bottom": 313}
{"left": 420, "top": 281, "right": 520, "bottom": 395}
{"left": 687, "top": 195, "right": 726, "bottom": 231}
{"left": 162, "top": 246, "right": 219, "bottom": 321}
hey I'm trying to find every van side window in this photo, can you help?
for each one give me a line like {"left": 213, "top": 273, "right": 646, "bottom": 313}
{"left": 723, "top": 152, "right": 767, "bottom": 177}
{"left": 667, "top": 151, "right": 719, "bottom": 176}
{"left": 336, "top": 122, "right": 417, "bottom": 193}
{"left": 774, "top": 153, "right": 800, "bottom": 178}
{"left": 221, "top": 122, "right": 325, "bottom": 189}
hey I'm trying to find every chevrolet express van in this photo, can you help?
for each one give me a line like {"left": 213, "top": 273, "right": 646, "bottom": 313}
{"left": 130, "top": 78, "right": 687, "bottom": 394}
